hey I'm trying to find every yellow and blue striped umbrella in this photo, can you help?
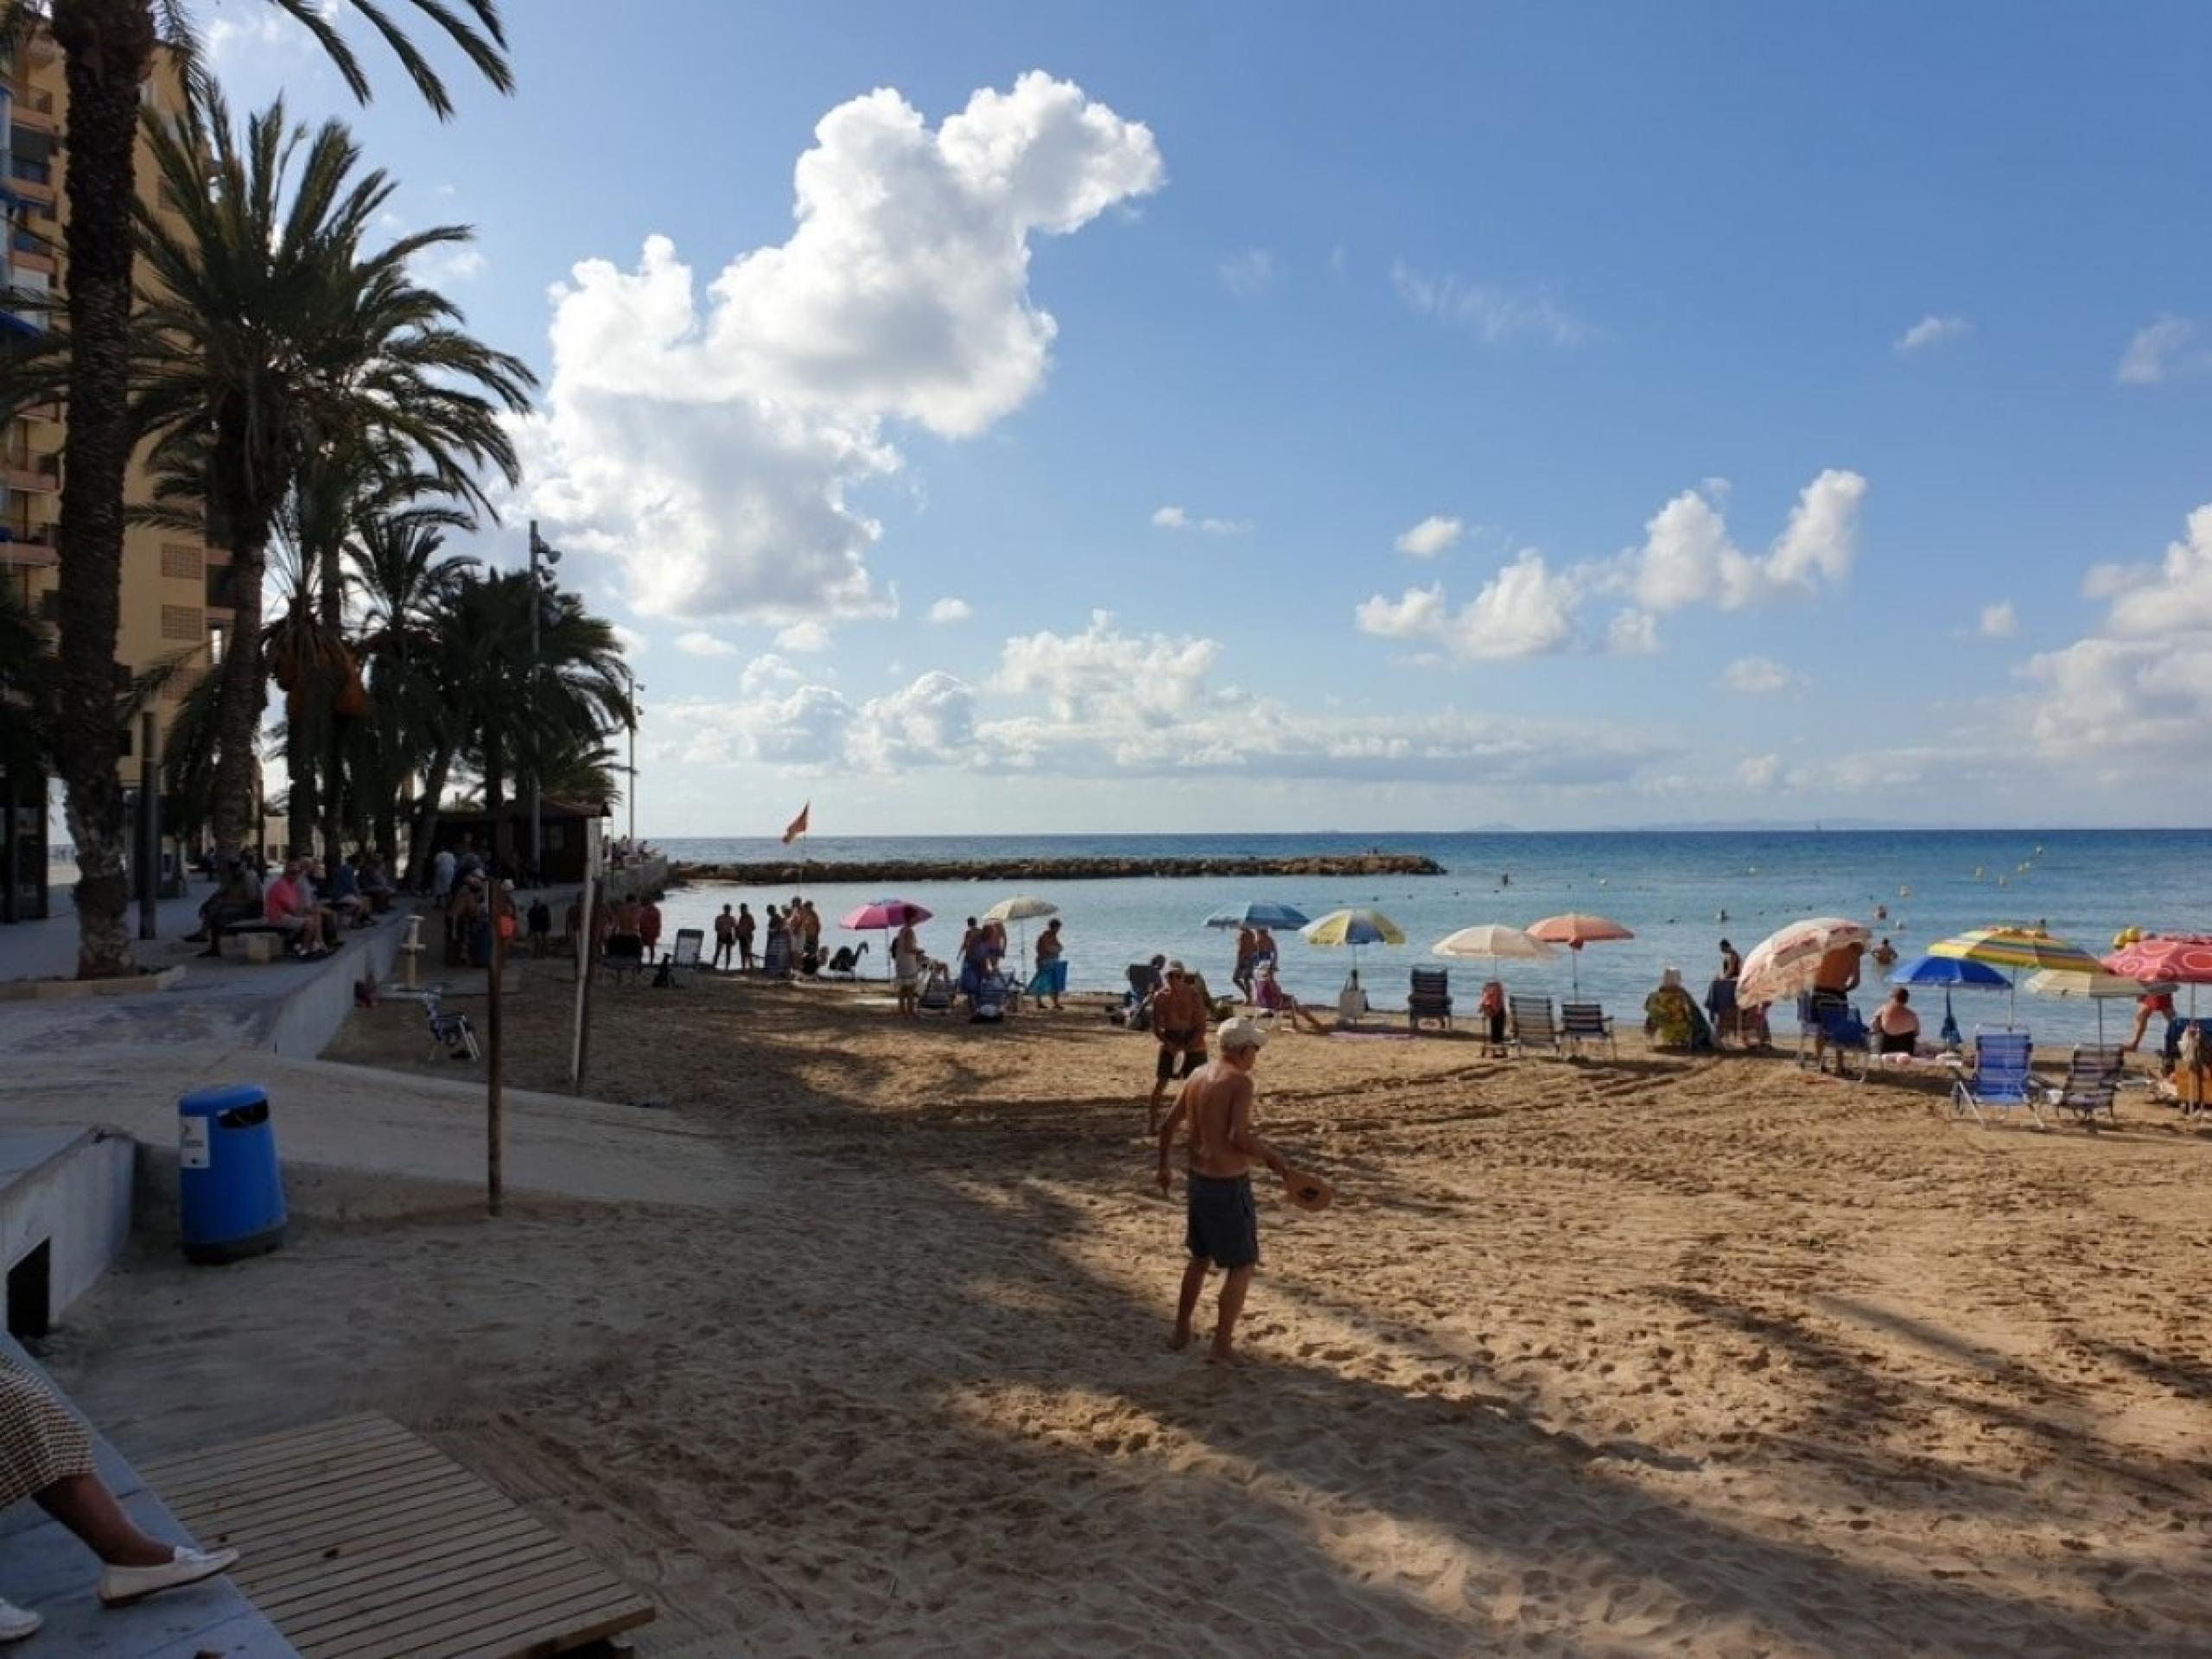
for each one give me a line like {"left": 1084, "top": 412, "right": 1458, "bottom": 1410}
{"left": 1927, "top": 927, "right": 2102, "bottom": 976}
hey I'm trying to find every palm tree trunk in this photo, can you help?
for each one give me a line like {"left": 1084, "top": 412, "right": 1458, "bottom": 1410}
{"left": 318, "top": 540, "right": 345, "bottom": 868}
{"left": 403, "top": 741, "right": 457, "bottom": 888}
{"left": 48, "top": 1, "right": 157, "bottom": 979}
{"left": 211, "top": 525, "right": 270, "bottom": 859}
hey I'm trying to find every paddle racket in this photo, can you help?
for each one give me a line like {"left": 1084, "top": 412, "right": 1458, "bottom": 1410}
{"left": 1281, "top": 1168, "right": 1334, "bottom": 1212}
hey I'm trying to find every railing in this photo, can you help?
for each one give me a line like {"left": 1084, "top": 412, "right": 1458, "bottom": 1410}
{"left": 10, "top": 156, "right": 49, "bottom": 187}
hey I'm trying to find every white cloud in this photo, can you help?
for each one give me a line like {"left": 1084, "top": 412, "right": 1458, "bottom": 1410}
{"left": 774, "top": 620, "right": 834, "bottom": 654}
{"left": 1395, "top": 515, "right": 1465, "bottom": 558}
{"left": 926, "top": 597, "right": 972, "bottom": 624}
{"left": 1217, "top": 249, "right": 1277, "bottom": 297}
{"left": 514, "top": 73, "right": 1163, "bottom": 623}
{"left": 1736, "top": 753, "right": 1783, "bottom": 791}
{"left": 1357, "top": 551, "right": 1580, "bottom": 662}
{"left": 738, "top": 652, "right": 804, "bottom": 694}
{"left": 1605, "top": 608, "right": 1661, "bottom": 656}
{"left": 1977, "top": 601, "right": 2019, "bottom": 639}
{"left": 1389, "top": 260, "right": 1586, "bottom": 346}
{"left": 1895, "top": 314, "right": 1969, "bottom": 354}
{"left": 674, "top": 630, "right": 739, "bottom": 658}
{"left": 1152, "top": 504, "right": 1250, "bottom": 536}
{"left": 608, "top": 622, "right": 650, "bottom": 660}
{"left": 2026, "top": 504, "right": 2212, "bottom": 762}
{"left": 1625, "top": 470, "right": 1867, "bottom": 613}
{"left": 1719, "top": 655, "right": 1800, "bottom": 694}
{"left": 418, "top": 245, "right": 486, "bottom": 286}
{"left": 2116, "top": 315, "right": 2211, "bottom": 385}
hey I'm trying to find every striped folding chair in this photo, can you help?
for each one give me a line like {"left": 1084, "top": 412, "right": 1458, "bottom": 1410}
{"left": 1952, "top": 1030, "right": 2040, "bottom": 1127}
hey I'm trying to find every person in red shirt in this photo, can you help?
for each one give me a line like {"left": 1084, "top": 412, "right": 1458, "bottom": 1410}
{"left": 264, "top": 860, "right": 328, "bottom": 957}
{"left": 639, "top": 898, "right": 664, "bottom": 959}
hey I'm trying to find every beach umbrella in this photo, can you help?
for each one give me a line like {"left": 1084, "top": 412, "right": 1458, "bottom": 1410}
{"left": 1928, "top": 926, "right": 2103, "bottom": 1028}
{"left": 1527, "top": 912, "right": 1633, "bottom": 992}
{"left": 1433, "top": 925, "right": 1557, "bottom": 997}
{"left": 2102, "top": 934, "right": 2212, "bottom": 1018}
{"left": 2024, "top": 968, "right": 2159, "bottom": 1045}
{"left": 1301, "top": 907, "right": 1405, "bottom": 980}
{"left": 1736, "top": 916, "right": 1871, "bottom": 1008}
{"left": 982, "top": 894, "right": 1058, "bottom": 976}
{"left": 840, "top": 898, "right": 932, "bottom": 979}
{"left": 1888, "top": 953, "right": 2012, "bottom": 1046}
{"left": 1203, "top": 900, "right": 1311, "bottom": 931}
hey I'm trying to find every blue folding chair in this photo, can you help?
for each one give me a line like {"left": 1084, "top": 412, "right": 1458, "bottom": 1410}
{"left": 1952, "top": 1030, "right": 2041, "bottom": 1127}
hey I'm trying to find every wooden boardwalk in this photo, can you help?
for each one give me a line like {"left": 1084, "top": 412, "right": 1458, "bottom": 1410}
{"left": 141, "top": 1414, "right": 653, "bottom": 1659}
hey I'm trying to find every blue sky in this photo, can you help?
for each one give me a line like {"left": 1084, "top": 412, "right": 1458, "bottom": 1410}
{"left": 201, "top": 0, "right": 2212, "bottom": 833}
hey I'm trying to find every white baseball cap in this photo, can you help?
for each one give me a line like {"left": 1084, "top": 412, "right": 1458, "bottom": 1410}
{"left": 1217, "top": 1014, "right": 1270, "bottom": 1052}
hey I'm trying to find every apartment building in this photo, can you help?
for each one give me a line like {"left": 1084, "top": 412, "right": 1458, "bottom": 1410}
{"left": 1, "top": 23, "right": 230, "bottom": 752}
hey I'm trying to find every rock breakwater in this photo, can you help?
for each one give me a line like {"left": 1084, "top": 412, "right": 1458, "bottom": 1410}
{"left": 671, "top": 852, "right": 1445, "bottom": 887}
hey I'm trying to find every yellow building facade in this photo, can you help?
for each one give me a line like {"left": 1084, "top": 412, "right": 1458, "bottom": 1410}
{"left": 2, "top": 25, "right": 228, "bottom": 766}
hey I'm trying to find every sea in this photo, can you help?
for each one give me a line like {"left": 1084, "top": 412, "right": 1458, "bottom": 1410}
{"left": 651, "top": 830, "right": 2211, "bottom": 1045}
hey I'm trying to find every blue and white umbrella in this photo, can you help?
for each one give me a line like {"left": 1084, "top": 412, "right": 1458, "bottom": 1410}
{"left": 1888, "top": 952, "right": 2010, "bottom": 1044}
{"left": 1205, "top": 900, "right": 1311, "bottom": 931}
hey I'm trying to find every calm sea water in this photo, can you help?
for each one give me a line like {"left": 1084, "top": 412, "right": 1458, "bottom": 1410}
{"left": 650, "top": 830, "right": 2211, "bottom": 1044}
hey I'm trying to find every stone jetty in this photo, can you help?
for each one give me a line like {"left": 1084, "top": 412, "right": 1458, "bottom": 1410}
{"left": 671, "top": 852, "right": 1444, "bottom": 887}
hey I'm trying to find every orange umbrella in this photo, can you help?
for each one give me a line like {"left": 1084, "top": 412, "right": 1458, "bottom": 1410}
{"left": 1527, "top": 913, "right": 1635, "bottom": 990}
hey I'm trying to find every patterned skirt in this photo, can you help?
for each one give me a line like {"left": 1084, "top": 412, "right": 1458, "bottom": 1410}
{"left": 0, "top": 1357, "right": 94, "bottom": 1510}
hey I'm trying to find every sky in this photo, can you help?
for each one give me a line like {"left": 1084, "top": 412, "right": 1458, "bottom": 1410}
{"left": 195, "top": 0, "right": 2212, "bottom": 835}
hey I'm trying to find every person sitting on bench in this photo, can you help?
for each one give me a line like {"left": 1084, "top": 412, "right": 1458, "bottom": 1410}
{"left": 321, "top": 856, "right": 371, "bottom": 929}
{"left": 264, "top": 859, "right": 330, "bottom": 958}
{"left": 192, "top": 857, "right": 264, "bottom": 957}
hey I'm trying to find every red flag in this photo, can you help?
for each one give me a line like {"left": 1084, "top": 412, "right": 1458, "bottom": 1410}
{"left": 782, "top": 801, "right": 810, "bottom": 845}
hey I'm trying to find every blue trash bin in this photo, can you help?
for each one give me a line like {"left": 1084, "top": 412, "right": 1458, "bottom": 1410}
{"left": 177, "top": 1084, "right": 287, "bottom": 1264}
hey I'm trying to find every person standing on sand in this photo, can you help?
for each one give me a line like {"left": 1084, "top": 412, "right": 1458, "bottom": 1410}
{"left": 639, "top": 897, "right": 664, "bottom": 961}
{"left": 1231, "top": 925, "right": 1258, "bottom": 1001}
{"left": 1147, "top": 962, "right": 1210, "bottom": 1132}
{"left": 1155, "top": 1017, "right": 1290, "bottom": 1364}
{"left": 713, "top": 904, "right": 738, "bottom": 971}
{"left": 1033, "top": 918, "right": 1067, "bottom": 1009}
{"left": 893, "top": 918, "right": 925, "bottom": 1015}
{"left": 1809, "top": 939, "right": 1865, "bottom": 1072}
{"left": 737, "top": 904, "right": 757, "bottom": 971}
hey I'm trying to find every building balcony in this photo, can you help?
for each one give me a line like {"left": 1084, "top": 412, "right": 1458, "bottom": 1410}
{"left": 9, "top": 89, "right": 57, "bottom": 137}
{"left": 1, "top": 452, "right": 59, "bottom": 493}
{"left": 7, "top": 232, "right": 54, "bottom": 277}
{"left": 8, "top": 161, "right": 53, "bottom": 208}
{"left": 0, "top": 527, "right": 58, "bottom": 569}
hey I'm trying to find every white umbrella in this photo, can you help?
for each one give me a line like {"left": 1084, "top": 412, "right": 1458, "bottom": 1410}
{"left": 982, "top": 894, "right": 1058, "bottom": 977}
{"left": 1433, "top": 925, "right": 1556, "bottom": 995}
{"left": 2024, "top": 968, "right": 2155, "bottom": 1046}
{"left": 1737, "top": 916, "right": 1870, "bottom": 1008}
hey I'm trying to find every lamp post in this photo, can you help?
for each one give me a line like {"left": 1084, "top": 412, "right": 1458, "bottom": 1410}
{"left": 526, "top": 521, "right": 561, "bottom": 883}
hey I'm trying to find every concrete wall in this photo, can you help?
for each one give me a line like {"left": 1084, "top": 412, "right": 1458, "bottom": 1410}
{"left": 267, "top": 910, "right": 408, "bottom": 1060}
{"left": 602, "top": 855, "right": 669, "bottom": 906}
{"left": 0, "top": 1128, "right": 134, "bottom": 1330}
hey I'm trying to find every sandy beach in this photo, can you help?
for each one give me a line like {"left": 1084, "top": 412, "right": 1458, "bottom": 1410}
{"left": 41, "top": 968, "right": 2212, "bottom": 1655}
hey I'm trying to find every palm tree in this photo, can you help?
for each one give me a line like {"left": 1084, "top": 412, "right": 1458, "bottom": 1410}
{"left": 13, "top": 0, "right": 509, "bottom": 978}
{"left": 124, "top": 92, "right": 533, "bottom": 862}
{"left": 439, "top": 571, "right": 633, "bottom": 877}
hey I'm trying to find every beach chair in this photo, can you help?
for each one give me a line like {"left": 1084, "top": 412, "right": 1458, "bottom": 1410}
{"left": 654, "top": 928, "right": 703, "bottom": 988}
{"left": 1952, "top": 1030, "right": 2041, "bottom": 1127}
{"left": 1560, "top": 1001, "right": 1616, "bottom": 1059}
{"left": 1407, "top": 967, "right": 1452, "bottom": 1033}
{"left": 1337, "top": 973, "right": 1371, "bottom": 1029}
{"left": 1122, "top": 963, "right": 1157, "bottom": 1030}
{"left": 918, "top": 963, "right": 954, "bottom": 1014}
{"left": 601, "top": 931, "right": 645, "bottom": 986}
{"left": 1816, "top": 1002, "right": 1872, "bottom": 1080}
{"left": 1510, "top": 995, "right": 1562, "bottom": 1057}
{"left": 2046, "top": 1043, "right": 2124, "bottom": 1126}
{"left": 422, "top": 990, "right": 479, "bottom": 1063}
{"left": 760, "top": 931, "right": 792, "bottom": 980}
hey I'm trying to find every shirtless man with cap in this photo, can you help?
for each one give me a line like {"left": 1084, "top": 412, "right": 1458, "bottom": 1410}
{"left": 1156, "top": 1016, "right": 1290, "bottom": 1363}
{"left": 1147, "top": 961, "right": 1210, "bottom": 1133}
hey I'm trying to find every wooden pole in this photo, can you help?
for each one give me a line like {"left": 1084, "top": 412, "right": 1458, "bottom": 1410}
{"left": 486, "top": 877, "right": 504, "bottom": 1217}
{"left": 571, "top": 818, "right": 598, "bottom": 1091}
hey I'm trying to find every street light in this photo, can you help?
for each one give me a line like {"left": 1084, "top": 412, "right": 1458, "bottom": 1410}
{"left": 527, "top": 520, "right": 561, "bottom": 882}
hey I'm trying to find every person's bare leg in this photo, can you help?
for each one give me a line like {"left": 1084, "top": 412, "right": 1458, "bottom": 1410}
{"left": 1170, "top": 1257, "right": 1208, "bottom": 1351}
{"left": 1147, "top": 1076, "right": 1167, "bottom": 1135}
{"left": 35, "top": 1475, "right": 171, "bottom": 1567}
{"left": 1210, "top": 1266, "right": 1255, "bottom": 1363}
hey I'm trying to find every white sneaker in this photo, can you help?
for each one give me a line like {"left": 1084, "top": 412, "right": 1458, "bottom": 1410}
{"left": 97, "top": 1544, "right": 240, "bottom": 1607}
{"left": 0, "top": 1600, "right": 40, "bottom": 1643}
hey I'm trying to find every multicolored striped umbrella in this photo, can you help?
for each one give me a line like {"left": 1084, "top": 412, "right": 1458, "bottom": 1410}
{"left": 1927, "top": 927, "right": 2102, "bottom": 976}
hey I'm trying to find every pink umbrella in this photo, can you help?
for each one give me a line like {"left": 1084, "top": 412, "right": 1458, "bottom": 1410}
{"left": 841, "top": 899, "right": 933, "bottom": 979}
{"left": 2103, "top": 934, "right": 2212, "bottom": 1016}
{"left": 1527, "top": 912, "right": 1635, "bottom": 991}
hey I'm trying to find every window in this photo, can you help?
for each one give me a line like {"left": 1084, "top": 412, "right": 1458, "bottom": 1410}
{"left": 161, "top": 603, "right": 202, "bottom": 640}
{"left": 160, "top": 543, "right": 203, "bottom": 581}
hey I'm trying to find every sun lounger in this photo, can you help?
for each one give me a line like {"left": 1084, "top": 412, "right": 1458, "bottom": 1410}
{"left": 760, "top": 931, "right": 792, "bottom": 980}
{"left": 1510, "top": 995, "right": 1561, "bottom": 1057}
{"left": 422, "top": 989, "right": 479, "bottom": 1062}
{"left": 1560, "top": 1001, "right": 1616, "bottom": 1059}
{"left": 1952, "top": 1030, "right": 2040, "bottom": 1127}
{"left": 2047, "top": 1043, "right": 2124, "bottom": 1125}
{"left": 1407, "top": 966, "right": 1452, "bottom": 1033}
